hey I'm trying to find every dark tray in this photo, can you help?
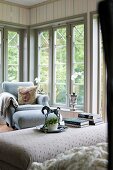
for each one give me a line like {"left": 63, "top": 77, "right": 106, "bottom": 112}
{"left": 36, "top": 125, "right": 67, "bottom": 133}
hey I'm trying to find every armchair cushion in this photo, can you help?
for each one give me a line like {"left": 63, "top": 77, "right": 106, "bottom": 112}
{"left": 18, "top": 86, "right": 37, "bottom": 105}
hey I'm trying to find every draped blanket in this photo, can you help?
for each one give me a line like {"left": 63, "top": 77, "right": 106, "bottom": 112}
{"left": 29, "top": 142, "right": 108, "bottom": 170}
{"left": 0, "top": 92, "right": 18, "bottom": 117}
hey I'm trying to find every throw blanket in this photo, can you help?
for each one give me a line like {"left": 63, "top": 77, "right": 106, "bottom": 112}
{"left": 29, "top": 142, "right": 108, "bottom": 170}
{"left": 0, "top": 92, "right": 18, "bottom": 117}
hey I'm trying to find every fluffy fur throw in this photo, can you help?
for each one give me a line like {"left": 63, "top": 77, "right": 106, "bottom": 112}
{"left": 29, "top": 142, "right": 108, "bottom": 170}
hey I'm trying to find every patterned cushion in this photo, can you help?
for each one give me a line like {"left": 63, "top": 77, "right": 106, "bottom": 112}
{"left": 18, "top": 86, "right": 37, "bottom": 105}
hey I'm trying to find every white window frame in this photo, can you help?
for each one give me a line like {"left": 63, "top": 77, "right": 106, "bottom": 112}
{"left": 4, "top": 27, "right": 25, "bottom": 82}
{"left": 37, "top": 29, "right": 50, "bottom": 94}
{"left": 91, "top": 12, "right": 106, "bottom": 117}
{"left": 36, "top": 16, "right": 87, "bottom": 110}
{"left": 53, "top": 26, "right": 67, "bottom": 106}
{"left": 70, "top": 21, "right": 85, "bottom": 110}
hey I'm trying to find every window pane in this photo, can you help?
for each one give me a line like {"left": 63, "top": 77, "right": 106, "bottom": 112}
{"left": 38, "top": 31, "right": 49, "bottom": 94}
{"left": 55, "top": 84, "right": 66, "bottom": 103}
{"left": 8, "top": 31, "right": 19, "bottom": 82}
{"left": 72, "top": 24, "right": 84, "bottom": 107}
{"left": 54, "top": 27, "right": 66, "bottom": 104}
{"left": 73, "top": 84, "right": 84, "bottom": 105}
{"left": 8, "top": 65, "right": 18, "bottom": 81}
{"left": 56, "top": 65, "right": 66, "bottom": 83}
{"left": 40, "top": 66, "right": 48, "bottom": 82}
{"left": 56, "top": 47, "right": 66, "bottom": 63}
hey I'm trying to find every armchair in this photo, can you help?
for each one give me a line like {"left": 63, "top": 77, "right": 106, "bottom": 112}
{"left": 2, "top": 81, "right": 49, "bottom": 128}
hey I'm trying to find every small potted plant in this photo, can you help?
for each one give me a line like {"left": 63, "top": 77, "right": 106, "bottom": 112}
{"left": 45, "top": 115, "right": 58, "bottom": 131}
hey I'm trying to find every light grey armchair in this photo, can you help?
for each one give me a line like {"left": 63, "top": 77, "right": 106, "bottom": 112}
{"left": 2, "top": 81, "right": 49, "bottom": 128}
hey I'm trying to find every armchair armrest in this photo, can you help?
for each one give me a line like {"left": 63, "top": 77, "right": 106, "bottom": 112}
{"left": 36, "top": 94, "right": 49, "bottom": 106}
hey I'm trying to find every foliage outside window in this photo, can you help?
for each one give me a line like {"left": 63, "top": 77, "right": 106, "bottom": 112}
{"left": 37, "top": 21, "right": 85, "bottom": 109}
{"left": 71, "top": 24, "right": 84, "bottom": 107}
{"left": 53, "top": 27, "right": 66, "bottom": 104}
{"left": 8, "top": 31, "right": 19, "bottom": 82}
{"left": 38, "top": 31, "right": 49, "bottom": 94}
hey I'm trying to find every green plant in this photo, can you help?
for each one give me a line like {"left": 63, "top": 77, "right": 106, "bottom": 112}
{"left": 45, "top": 117, "right": 58, "bottom": 126}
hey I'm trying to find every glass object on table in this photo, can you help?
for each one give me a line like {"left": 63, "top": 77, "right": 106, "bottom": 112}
{"left": 69, "top": 93, "right": 77, "bottom": 111}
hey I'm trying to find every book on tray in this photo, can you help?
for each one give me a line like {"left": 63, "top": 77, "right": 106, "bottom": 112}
{"left": 64, "top": 117, "right": 89, "bottom": 127}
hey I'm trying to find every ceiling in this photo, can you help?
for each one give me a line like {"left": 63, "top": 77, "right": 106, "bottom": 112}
{"left": 3, "top": 0, "right": 48, "bottom": 7}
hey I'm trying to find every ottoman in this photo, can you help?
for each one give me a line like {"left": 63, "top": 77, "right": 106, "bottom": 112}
{"left": 13, "top": 110, "right": 45, "bottom": 129}
{"left": 0, "top": 123, "right": 107, "bottom": 170}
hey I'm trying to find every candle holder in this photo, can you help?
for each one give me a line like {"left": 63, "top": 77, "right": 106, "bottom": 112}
{"left": 69, "top": 92, "right": 77, "bottom": 111}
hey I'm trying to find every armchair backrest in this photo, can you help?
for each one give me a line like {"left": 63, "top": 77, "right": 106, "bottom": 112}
{"left": 2, "top": 82, "right": 34, "bottom": 98}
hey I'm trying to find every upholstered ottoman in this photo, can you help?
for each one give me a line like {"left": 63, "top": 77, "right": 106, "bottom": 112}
{"left": 0, "top": 123, "right": 107, "bottom": 170}
{"left": 13, "top": 110, "right": 45, "bottom": 129}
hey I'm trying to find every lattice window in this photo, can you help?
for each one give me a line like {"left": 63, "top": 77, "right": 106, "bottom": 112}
{"left": 72, "top": 24, "right": 84, "bottom": 106}
{"left": 38, "top": 31, "right": 49, "bottom": 93}
{"left": 8, "top": 31, "right": 19, "bottom": 82}
{"left": 53, "top": 27, "right": 66, "bottom": 104}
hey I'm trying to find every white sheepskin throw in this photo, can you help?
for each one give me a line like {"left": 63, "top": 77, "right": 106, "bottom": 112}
{"left": 29, "top": 142, "right": 108, "bottom": 170}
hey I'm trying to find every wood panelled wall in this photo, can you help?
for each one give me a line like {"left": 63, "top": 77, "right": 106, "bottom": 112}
{"left": 0, "top": 0, "right": 101, "bottom": 26}
{"left": 30, "top": 0, "right": 101, "bottom": 25}
{"left": 0, "top": 2, "right": 29, "bottom": 25}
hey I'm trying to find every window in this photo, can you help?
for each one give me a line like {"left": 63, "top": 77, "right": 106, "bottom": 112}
{"left": 71, "top": 23, "right": 84, "bottom": 108}
{"left": 38, "top": 30, "right": 49, "bottom": 93}
{"left": 7, "top": 31, "right": 19, "bottom": 81}
{"left": 53, "top": 27, "right": 67, "bottom": 104}
{"left": 37, "top": 19, "right": 86, "bottom": 109}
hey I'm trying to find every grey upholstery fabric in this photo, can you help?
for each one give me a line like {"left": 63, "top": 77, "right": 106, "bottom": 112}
{"left": 0, "top": 123, "right": 107, "bottom": 170}
{"left": 13, "top": 110, "right": 45, "bottom": 129}
{"left": 16, "top": 104, "right": 45, "bottom": 112}
{"left": 1, "top": 82, "right": 49, "bottom": 128}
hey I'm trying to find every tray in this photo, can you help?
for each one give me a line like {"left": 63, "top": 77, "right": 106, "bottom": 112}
{"left": 36, "top": 125, "right": 67, "bottom": 133}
